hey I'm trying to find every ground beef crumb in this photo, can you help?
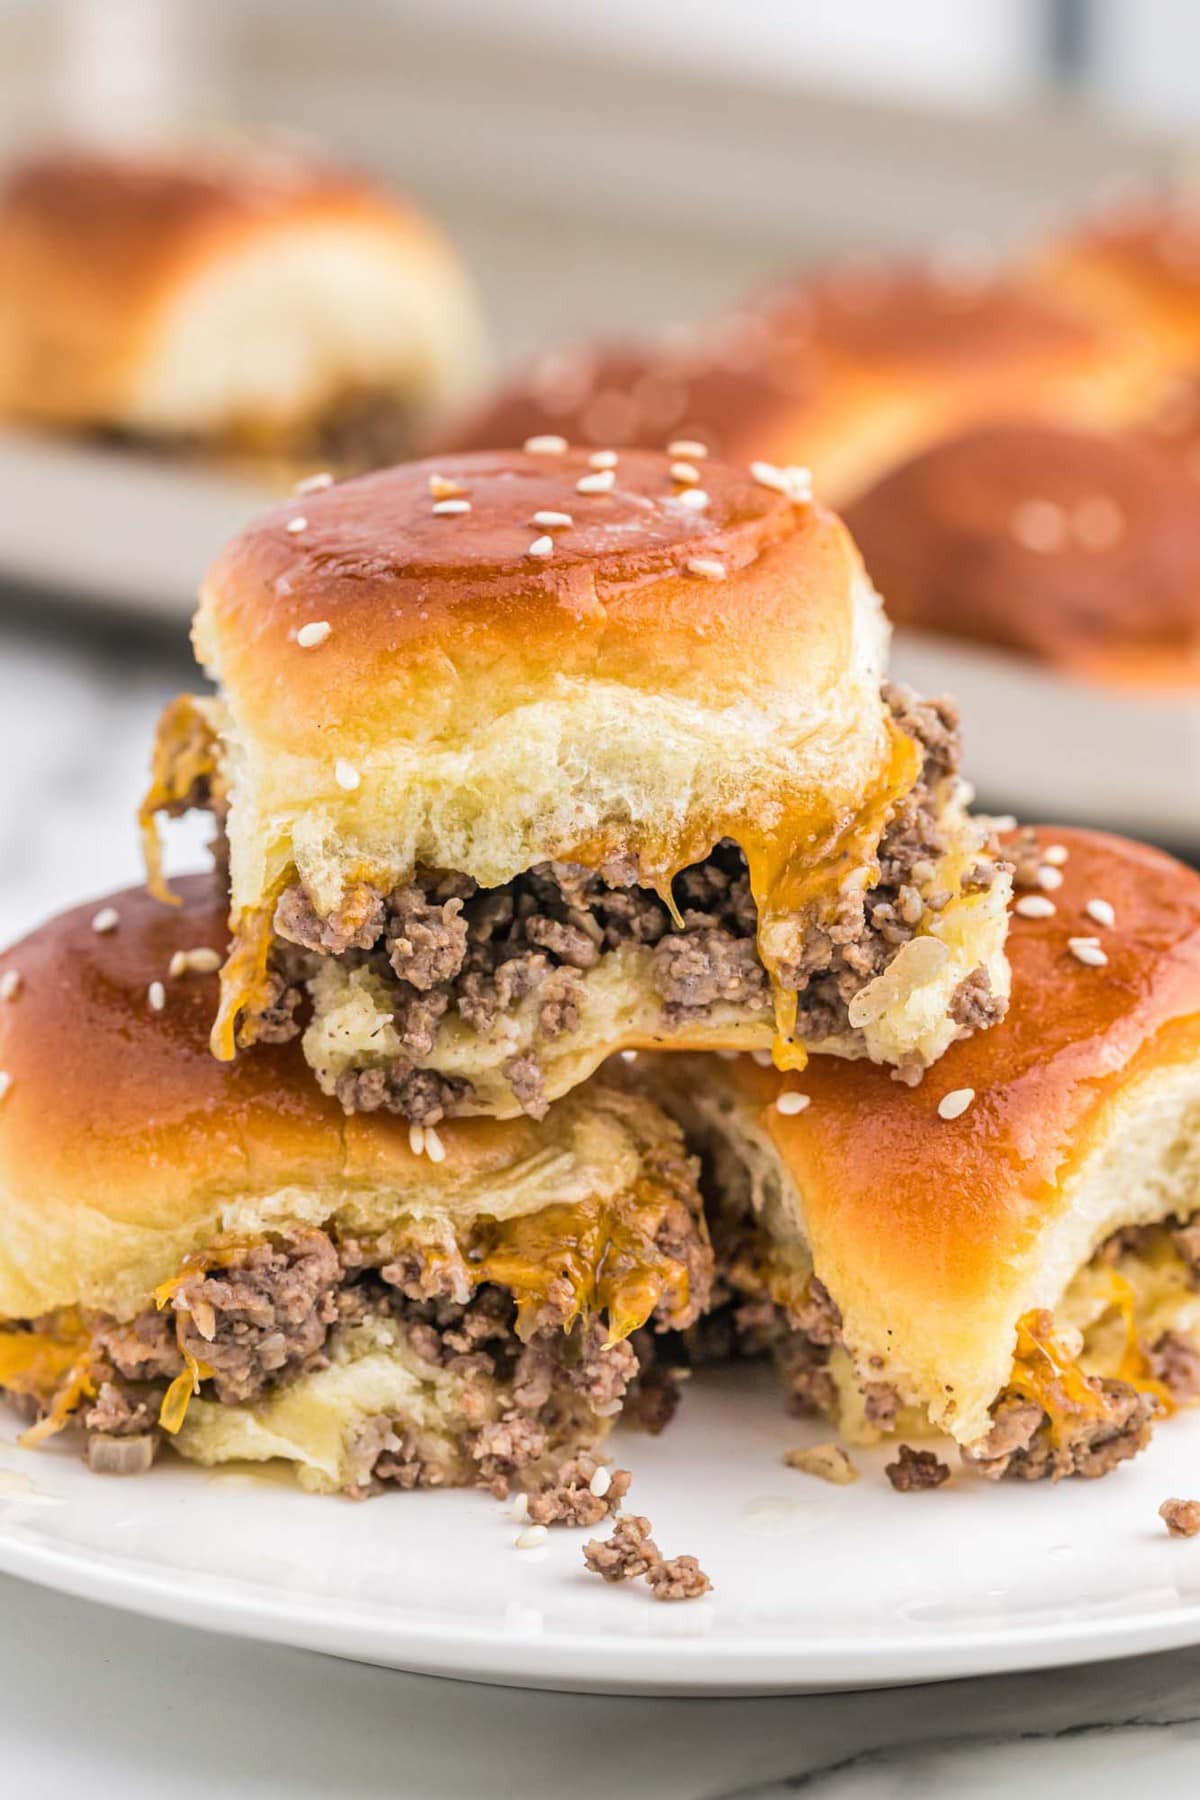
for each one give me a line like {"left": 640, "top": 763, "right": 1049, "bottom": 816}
{"left": 582, "top": 1513, "right": 712, "bottom": 1601}
{"left": 1160, "top": 1497, "right": 1200, "bottom": 1538}
{"left": 526, "top": 1455, "right": 632, "bottom": 1528}
{"left": 583, "top": 1514, "right": 661, "bottom": 1583}
{"left": 885, "top": 1444, "right": 951, "bottom": 1492}
{"left": 646, "top": 1555, "right": 713, "bottom": 1602}
{"left": 949, "top": 967, "right": 1006, "bottom": 1033}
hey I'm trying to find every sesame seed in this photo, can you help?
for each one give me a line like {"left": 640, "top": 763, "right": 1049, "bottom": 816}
{"left": 1015, "top": 895, "right": 1056, "bottom": 919}
{"left": 294, "top": 472, "right": 333, "bottom": 495}
{"left": 589, "top": 450, "right": 619, "bottom": 470}
{"left": 512, "top": 1492, "right": 530, "bottom": 1522}
{"left": 0, "top": 1072, "right": 10, "bottom": 1103}
{"left": 589, "top": 1465, "right": 612, "bottom": 1498}
{"left": 91, "top": 907, "right": 120, "bottom": 934}
{"left": 1085, "top": 898, "right": 1116, "bottom": 929}
{"left": 751, "top": 1048, "right": 775, "bottom": 1067}
{"left": 424, "top": 1125, "right": 446, "bottom": 1164}
{"left": 751, "top": 460, "right": 788, "bottom": 492}
{"left": 676, "top": 488, "right": 709, "bottom": 511}
{"left": 170, "top": 947, "right": 222, "bottom": 977}
{"left": 668, "top": 439, "right": 708, "bottom": 458}
{"left": 428, "top": 473, "right": 466, "bottom": 500}
{"left": 1010, "top": 499, "right": 1068, "bottom": 553}
{"left": 1069, "top": 938, "right": 1108, "bottom": 967}
{"left": 686, "top": 556, "right": 727, "bottom": 580}
{"left": 168, "top": 951, "right": 187, "bottom": 978}
{"left": 515, "top": 1524, "right": 548, "bottom": 1550}
{"left": 285, "top": 516, "right": 307, "bottom": 534}
{"left": 532, "top": 510, "right": 573, "bottom": 529}
{"left": 432, "top": 498, "right": 471, "bottom": 516}
{"left": 297, "top": 621, "right": 331, "bottom": 649}
{"left": 751, "top": 461, "right": 813, "bottom": 502}
{"left": 527, "top": 534, "right": 554, "bottom": 559}
{"left": 620, "top": 1049, "right": 639, "bottom": 1063}
{"left": 335, "top": 759, "right": 361, "bottom": 791}
{"left": 670, "top": 461, "right": 701, "bottom": 485}
{"left": 576, "top": 469, "right": 615, "bottom": 495}
{"left": 1036, "top": 865, "right": 1064, "bottom": 892}
{"left": 524, "top": 435, "right": 568, "bottom": 454}
{"left": 0, "top": 970, "right": 21, "bottom": 1001}
{"left": 715, "top": 1048, "right": 740, "bottom": 1061}
{"left": 775, "top": 1091, "right": 810, "bottom": 1116}
{"left": 937, "top": 1087, "right": 975, "bottom": 1121}
{"left": 147, "top": 981, "right": 166, "bottom": 1012}
{"left": 1042, "top": 844, "right": 1069, "bottom": 866}
{"left": 408, "top": 1123, "right": 426, "bottom": 1157}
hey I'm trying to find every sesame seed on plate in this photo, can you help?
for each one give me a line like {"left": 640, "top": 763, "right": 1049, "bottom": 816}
{"left": 1036, "top": 865, "right": 1064, "bottom": 892}
{"left": 515, "top": 1524, "right": 548, "bottom": 1550}
{"left": 775, "top": 1091, "right": 810, "bottom": 1116}
{"left": 686, "top": 557, "right": 727, "bottom": 580}
{"left": 91, "top": 907, "right": 120, "bottom": 934}
{"left": 147, "top": 981, "right": 166, "bottom": 1012}
{"left": 670, "top": 461, "right": 701, "bottom": 485}
{"left": 285, "top": 516, "right": 307, "bottom": 534}
{"left": 677, "top": 488, "right": 709, "bottom": 511}
{"left": 297, "top": 621, "right": 331, "bottom": 649}
{"left": 527, "top": 534, "right": 554, "bottom": 559}
{"left": 335, "top": 759, "right": 361, "bottom": 791}
{"left": 1015, "top": 895, "right": 1056, "bottom": 919}
{"left": 0, "top": 970, "right": 21, "bottom": 1000}
{"left": 532, "top": 510, "right": 573, "bottom": 528}
{"left": 1069, "top": 938, "right": 1108, "bottom": 967}
{"left": 589, "top": 1465, "right": 612, "bottom": 1498}
{"left": 668, "top": 439, "right": 708, "bottom": 458}
{"left": 576, "top": 468, "right": 615, "bottom": 495}
{"left": 409, "top": 1123, "right": 426, "bottom": 1157}
{"left": 1041, "top": 844, "right": 1069, "bottom": 866}
{"left": 589, "top": 450, "right": 619, "bottom": 470}
{"left": 524, "top": 435, "right": 568, "bottom": 454}
{"left": 294, "top": 471, "right": 333, "bottom": 495}
{"left": 432, "top": 498, "right": 471, "bottom": 516}
{"left": 0, "top": 1072, "right": 10, "bottom": 1103}
{"left": 937, "top": 1087, "right": 975, "bottom": 1121}
{"left": 1085, "top": 897, "right": 1116, "bottom": 928}
{"left": 428, "top": 473, "right": 466, "bottom": 500}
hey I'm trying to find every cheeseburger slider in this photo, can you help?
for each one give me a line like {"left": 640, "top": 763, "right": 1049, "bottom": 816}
{"left": 1033, "top": 197, "right": 1200, "bottom": 373}
{"left": 667, "top": 827, "right": 1200, "bottom": 1480}
{"left": 144, "top": 446, "right": 1011, "bottom": 1124}
{"left": 0, "top": 143, "right": 485, "bottom": 476}
{"left": 846, "top": 421, "right": 1200, "bottom": 683}
{"left": 0, "top": 879, "right": 711, "bottom": 1493}
{"left": 441, "top": 262, "right": 1151, "bottom": 507}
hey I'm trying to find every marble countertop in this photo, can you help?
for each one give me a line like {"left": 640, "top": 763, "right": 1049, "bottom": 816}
{"left": 4, "top": 602, "right": 1200, "bottom": 1797}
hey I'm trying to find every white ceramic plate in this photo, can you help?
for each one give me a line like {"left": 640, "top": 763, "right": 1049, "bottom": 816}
{"left": 1, "top": 1367, "right": 1199, "bottom": 1695}
{"left": 892, "top": 630, "right": 1200, "bottom": 847}
{"left": 0, "top": 429, "right": 268, "bottom": 621}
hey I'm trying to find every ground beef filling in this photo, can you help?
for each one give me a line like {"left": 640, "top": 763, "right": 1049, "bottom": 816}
{"left": 17, "top": 1217, "right": 706, "bottom": 1489}
{"left": 268, "top": 685, "right": 1002, "bottom": 1121}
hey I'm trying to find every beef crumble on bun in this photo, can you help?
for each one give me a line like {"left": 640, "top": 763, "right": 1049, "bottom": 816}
{"left": 144, "top": 446, "right": 1011, "bottom": 1124}
{"left": 659, "top": 827, "right": 1200, "bottom": 1480}
{"left": 0, "top": 142, "right": 486, "bottom": 476}
{"left": 0, "top": 879, "right": 711, "bottom": 1493}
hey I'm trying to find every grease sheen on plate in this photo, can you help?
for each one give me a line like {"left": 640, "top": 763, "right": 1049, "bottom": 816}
{"left": 1, "top": 1367, "right": 1199, "bottom": 1696}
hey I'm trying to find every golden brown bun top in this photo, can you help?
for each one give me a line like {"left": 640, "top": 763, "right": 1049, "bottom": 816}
{"left": 437, "top": 339, "right": 822, "bottom": 467}
{"left": 753, "top": 262, "right": 1108, "bottom": 373}
{"left": 198, "top": 446, "right": 844, "bottom": 756}
{"left": 729, "top": 825, "right": 1200, "bottom": 1312}
{"left": 1038, "top": 200, "right": 1200, "bottom": 359}
{"left": 845, "top": 422, "right": 1200, "bottom": 682}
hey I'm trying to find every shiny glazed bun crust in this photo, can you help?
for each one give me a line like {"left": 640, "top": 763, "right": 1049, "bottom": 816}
{"left": 845, "top": 422, "right": 1200, "bottom": 681}
{"left": 689, "top": 827, "right": 1200, "bottom": 1445}
{"left": 194, "top": 446, "right": 893, "bottom": 920}
{"left": 0, "top": 143, "right": 485, "bottom": 443}
{"left": 1033, "top": 201, "right": 1200, "bottom": 367}
{"left": 0, "top": 878, "right": 687, "bottom": 1321}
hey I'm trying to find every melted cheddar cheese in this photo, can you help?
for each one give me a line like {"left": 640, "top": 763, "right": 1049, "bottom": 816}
{"left": 139, "top": 695, "right": 224, "bottom": 905}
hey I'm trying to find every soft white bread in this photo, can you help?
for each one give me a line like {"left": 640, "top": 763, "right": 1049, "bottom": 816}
{"left": 0, "top": 878, "right": 701, "bottom": 1325}
{"left": 179, "top": 447, "right": 1010, "bottom": 1095}
{"left": 0, "top": 143, "right": 485, "bottom": 459}
{"left": 671, "top": 827, "right": 1200, "bottom": 1450}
